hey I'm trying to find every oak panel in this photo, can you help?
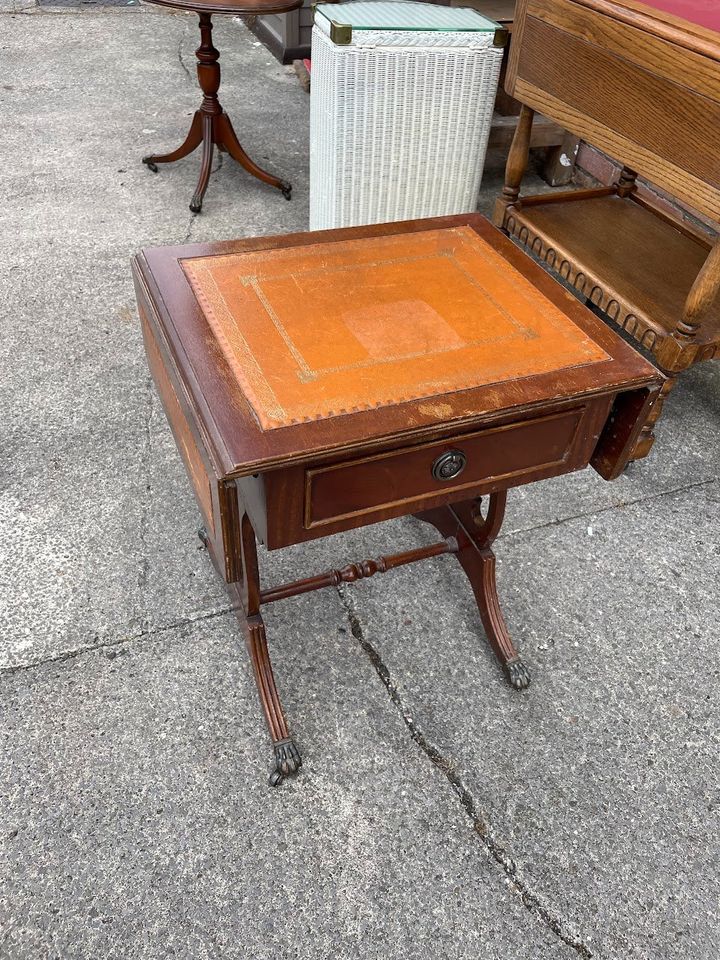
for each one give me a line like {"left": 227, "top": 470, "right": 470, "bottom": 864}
{"left": 513, "top": 78, "right": 720, "bottom": 221}
{"left": 519, "top": 17, "right": 720, "bottom": 190}
{"left": 528, "top": 0, "right": 720, "bottom": 98}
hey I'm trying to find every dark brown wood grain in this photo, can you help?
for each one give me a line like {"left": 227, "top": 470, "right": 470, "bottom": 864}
{"left": 304, "top": 406, "right": 599, "bottom": 528}
{"left": 141, "top": 310, "right": 215, "bottom": 536}
{"left": 254, "top": 396, "right": 612, "bottom": 549}
{"left": 415, "top": 493, "right": 531, "bottom": 690}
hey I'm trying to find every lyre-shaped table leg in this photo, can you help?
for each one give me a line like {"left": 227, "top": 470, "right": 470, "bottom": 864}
{"left": 415, "top": 493, "right": 531, "bottom": 690}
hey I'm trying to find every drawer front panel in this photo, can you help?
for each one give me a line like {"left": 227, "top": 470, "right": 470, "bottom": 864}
{"left": 305, "top": 406, "right": 592, "bottom": 528}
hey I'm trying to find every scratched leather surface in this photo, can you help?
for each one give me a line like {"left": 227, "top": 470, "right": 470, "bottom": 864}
{"left": 181, "top": 225, "right": 609, "bottom": 431}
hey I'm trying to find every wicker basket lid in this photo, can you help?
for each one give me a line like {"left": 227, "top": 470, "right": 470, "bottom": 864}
{"left": 315, "top": 1, "right": 501, "bottom": 42}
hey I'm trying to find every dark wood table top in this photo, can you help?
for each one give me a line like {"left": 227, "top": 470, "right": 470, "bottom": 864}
{"left": 133, "top": 214, "right": 660, "bottom": 479}
{"left": 143, "top": 0, "right": 302, "bottom": 15}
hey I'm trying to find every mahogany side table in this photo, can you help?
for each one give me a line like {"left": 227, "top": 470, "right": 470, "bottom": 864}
{"left": 142, "top": 0, "right": 302, "bottom": 212}
{"left": 132, "top": 213, "right": 662, "bottom": 785}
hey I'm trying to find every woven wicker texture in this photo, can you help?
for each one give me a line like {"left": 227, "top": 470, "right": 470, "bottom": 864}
{"left": 309, "top": 3, "right": 503, "bottom": 229}
{"left": 180, "top": 226, "right": 609, "bottom": 431}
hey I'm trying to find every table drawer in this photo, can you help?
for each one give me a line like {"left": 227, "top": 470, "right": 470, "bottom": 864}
{"left": 305, "top": 403, "right": 602, "bottom": 529}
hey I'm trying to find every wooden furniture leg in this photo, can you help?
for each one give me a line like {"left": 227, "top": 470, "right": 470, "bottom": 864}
{"left": 143, "top": 13, "right": 292, "bottom": 212}
{"left": 231, "top": 513, "right": 301, "bottom": 787}
{"left": 493, "top": 104, "right": 534, "bottom": 225}
{"left": 415, "top": 492, "right": 531, "bottom": 691}
{"left": 629, "top": 375, "right": 676, "bottom": 461}
{"left": 142, "top": 110, "right": 204, "bottom": 166}
{"left": 204, "top": 517, "right": 463, "bottom": 784}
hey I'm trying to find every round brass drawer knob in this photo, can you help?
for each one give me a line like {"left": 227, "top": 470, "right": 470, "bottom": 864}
{"left": 432, "top": 449, "right": 467, "bottom": 482}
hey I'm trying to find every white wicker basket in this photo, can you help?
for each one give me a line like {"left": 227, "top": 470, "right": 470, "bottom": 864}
{"left": 309, "top": 1, "right": 504, "bottom": 230}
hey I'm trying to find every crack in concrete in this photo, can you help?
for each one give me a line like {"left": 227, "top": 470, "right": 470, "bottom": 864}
{"left": 501, "top": 475, "right": 717, "bottom": 540}
{"left": 0, "top": 604, "right": 239, "bottom": 680}
{"left": 137, "top": 374, "right": 155, "bottom": 632}
{"left": 183, "top": 209, "right": 196, "bottom": 242}
{"left": 4, "top": 473, "right": 714, "bottom": 689}
{"left": 177, "top": 20, "right": 192, "bottom": 81}
{"left": 336, "top": 581, "right": 593, "bottom": 958}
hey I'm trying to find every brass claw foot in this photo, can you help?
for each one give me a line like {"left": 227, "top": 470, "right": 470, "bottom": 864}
{"left": 504, "top": 656, "right": 531, "bottom": 690}
{"left": 280, "top": 181, "right": 292, "bottom": 201}
{"left": 142, "top": 156, "right": 159, "bottom": 173}
{"left": 269, "top": 738, "right": 302, "bottom": 787}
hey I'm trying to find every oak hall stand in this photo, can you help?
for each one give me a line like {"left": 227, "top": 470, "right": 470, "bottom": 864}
{"left": 133, "top": 214, "right": 661, "bottom": 785}
{"left": 141, "top": 0, "right": 302, "bottom": 212}
{"left": 494, "top": 0, "right": 720, "bottom": 460}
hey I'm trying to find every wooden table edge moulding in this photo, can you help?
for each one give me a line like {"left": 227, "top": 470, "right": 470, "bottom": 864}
{"left": 141, "top": 0, "right": 303, "bottom": 212}
{"left": 132, "top": 213, "right": 663, "bottom": 786}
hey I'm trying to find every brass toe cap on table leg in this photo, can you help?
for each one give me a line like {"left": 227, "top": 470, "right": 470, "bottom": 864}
{"left": 504, "top": 656, "right": 531, "bottom": 690}
{"left": 269, "top": 738, "right": 302, "bottom": 786}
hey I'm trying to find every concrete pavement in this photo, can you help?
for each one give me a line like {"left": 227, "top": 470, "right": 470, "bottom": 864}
{"left": 0, "top": 6, "right": 718, "bottom": 958}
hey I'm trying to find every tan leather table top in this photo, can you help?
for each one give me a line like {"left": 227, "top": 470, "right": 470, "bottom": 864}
{"left": 133, "top": 214, "right": 659, "bottom": 477}
{"left": 181, "top": 225, "right": 608, "bottom": 431}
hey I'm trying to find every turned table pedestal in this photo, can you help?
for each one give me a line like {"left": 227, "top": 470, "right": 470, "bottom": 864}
{"left": 133, "top": 213, "right": 662, "bottom": 785}
{"left": 142, "top": 0, "right": 302, "bottom": 212}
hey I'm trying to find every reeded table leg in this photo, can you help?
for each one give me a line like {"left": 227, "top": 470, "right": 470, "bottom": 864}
{"left": 415, "top": 492, "right": 531, "bottom": 691}
{"left": 234, "top": 512, "right": 301, "bottom": 787}
{"left": 142, "top": 12, "right": 292, "bottom": 212}
{"left": 244, "top": 614, "right": 302, "bottom": 786}
{"left": 190, "top": 114, "right": 216, "bottom": 213}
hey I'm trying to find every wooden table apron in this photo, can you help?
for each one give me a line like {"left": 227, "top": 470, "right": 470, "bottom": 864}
{"left": 132, "top": 213, "right": 662, "bottom": 786}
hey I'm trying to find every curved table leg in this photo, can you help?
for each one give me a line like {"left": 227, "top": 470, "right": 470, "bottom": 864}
{"left": 237, "top": 512, "right": 301, "bottom": 786}
{"left": 142, "top": 110, "right": 203, "bottom": 171}
{"left": 215, "top": 113, "right": 292, "bottom": 199}
{"left": 245, "top": 615, "right": 302, "bottom": 786}
{"left": 189, "top": 114, "right": 215, "bottom": 213}
{"left": 415, "top": 493, "right": 531, "bottom": 691}
{"left": 142, "top": 13, "right": 293, "bottom": 208}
